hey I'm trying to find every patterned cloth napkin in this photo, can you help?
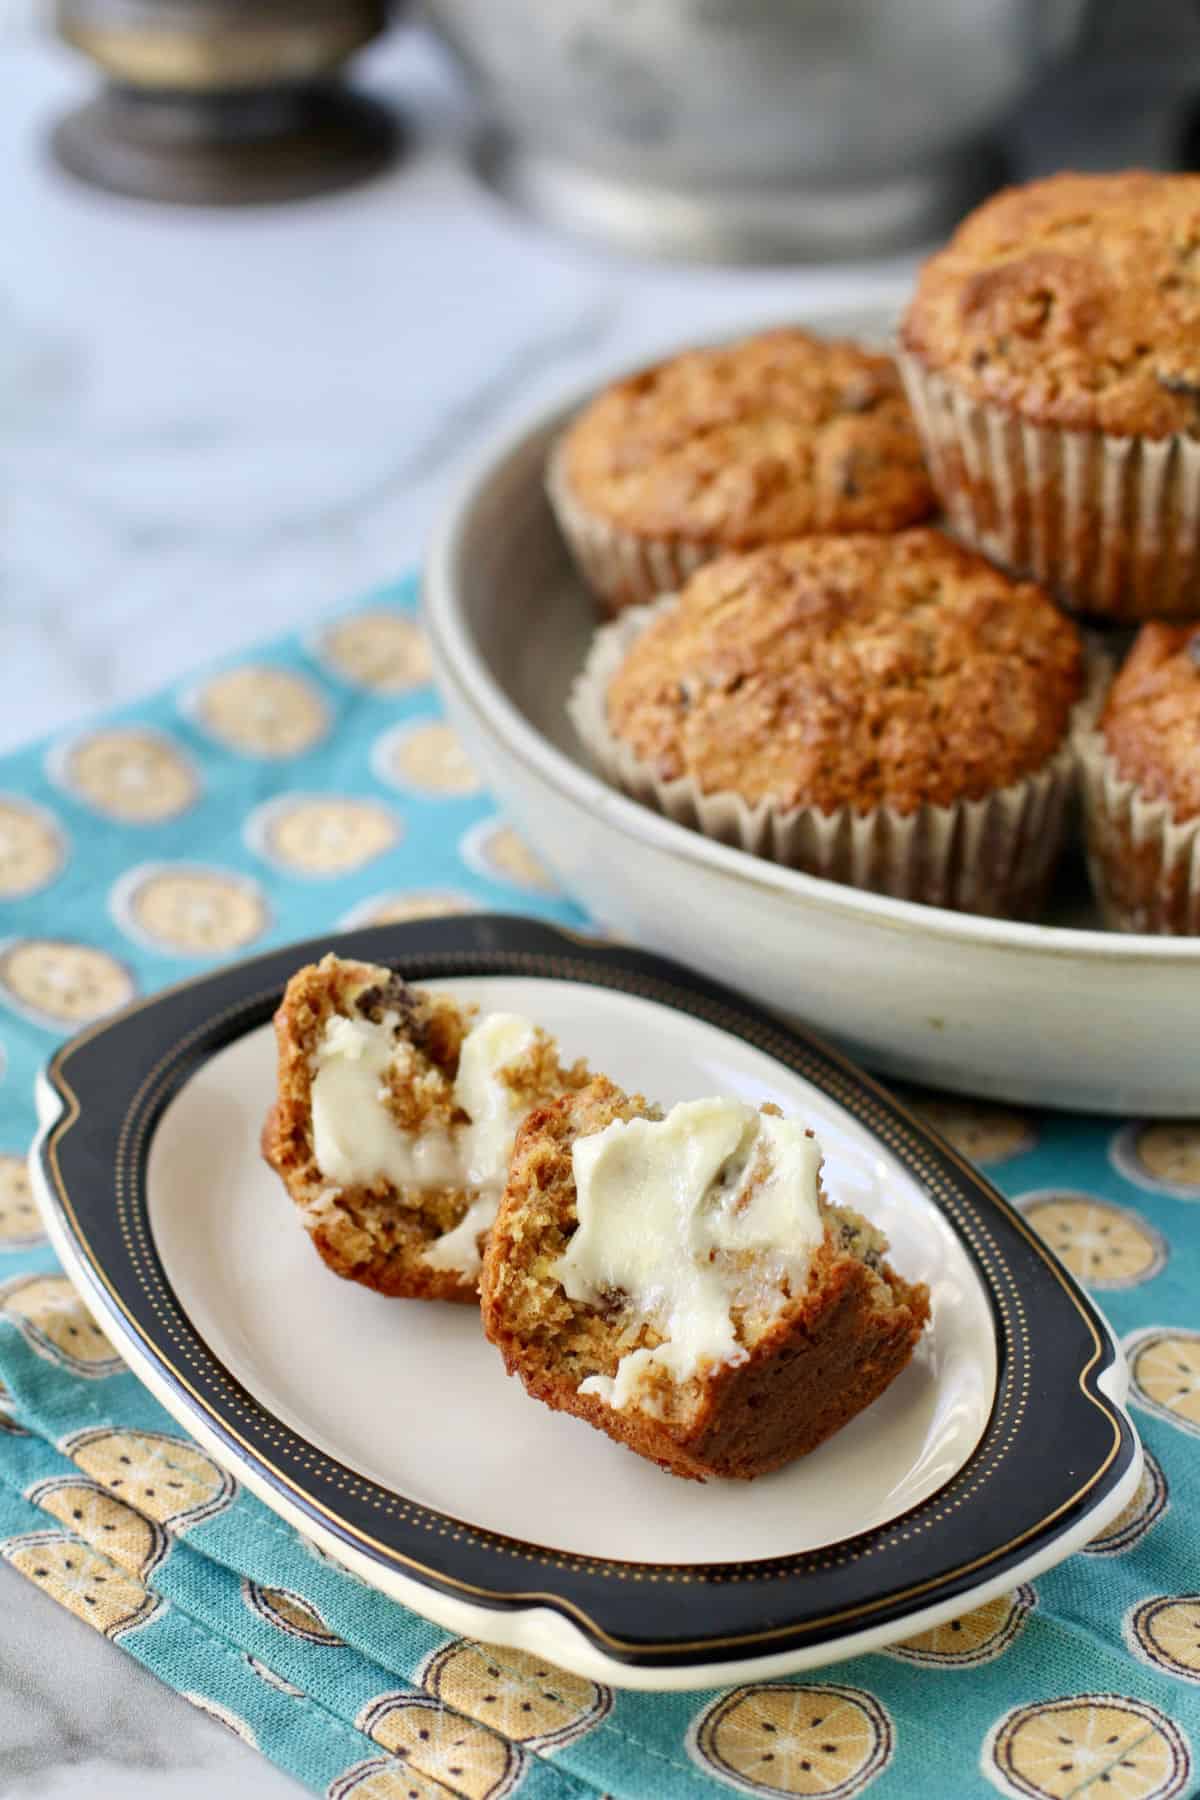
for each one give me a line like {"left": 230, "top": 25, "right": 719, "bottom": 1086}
{"left": 0, "top": 577, "right": 1197, "bottom": 1800}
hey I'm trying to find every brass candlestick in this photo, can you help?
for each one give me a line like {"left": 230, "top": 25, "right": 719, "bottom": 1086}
{"left": 52, "top": 0, "right": 400, "bottom": 205}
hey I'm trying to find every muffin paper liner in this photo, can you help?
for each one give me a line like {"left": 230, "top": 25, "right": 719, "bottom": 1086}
{"left": 1073, "top": 699, "right": 1200, "bottom": 933}
{"left": 898, "top": 351, "right": 1200, "bottom": 622}
{"left": 570, "top": 600, "right": 1096, "bottom": 920}
{"left": 545, "top": 437, "right": 716, "bottom": 618}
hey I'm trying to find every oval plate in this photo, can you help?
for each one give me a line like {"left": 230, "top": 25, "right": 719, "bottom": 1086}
{"left": 31, "top": 915, "right": 1139, "bottom": 1689}
{"left": 422, "top": 307, "right": 1200, "bottom": 1114}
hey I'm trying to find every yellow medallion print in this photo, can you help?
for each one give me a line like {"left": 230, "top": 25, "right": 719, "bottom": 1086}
{"left": 461, "top": 819, "right": 558, "bottom": 894}
{"left": 0, "top": 939, "right": 134, "bottom": 1029}
{"left": 907, "top": 1094, "right": 1035, "bottom": 1166}
{"left": 0, "top": 1273, "right": 123, "bottom": 1377}
{"left": 53, "top": 726, "right": 199, "bottom": 822}
{"left": 243, "top": 1580, "right": 344, "bottom": 1645}
{"left": 340, "top": 890, "right": 475, "bottom": 927}
{"left": 329, "top": 1757, "right": 466, "bottom": 1800}
{"left": 356, "top": 1693, "right": 523, "bottom": 1800}
{"left": 64, "top": 1427, "right": 236, "bottom": 1530}
{"left": 246, "top": 1654, "right": 306, "bottom": 1697}
{"left": 688, "top": 1682, "right": 893, "bottom": 1798}
{"left": 0, "top": 796, "right": 66, "bottom": 896}
{"left": 1083, "top": 1449, "right": 1168, "bottom": 1557}
{"left": 374, "top": 720, "right": 481, "bottom": 796}
{"left": 1016, "top": 1192, "right": 1166, "bottom": 1289}
{"left": 28, "top": 1476, "right": 168, "bottom": 1580}
{"left": 1126, "top": 1327, "right": 1200, "bottom": 1437}
{"left": 1112, "top": 1121, "right": 1200, "bottom": 1198}
{"left": 1126, "top": 1595, "right": 1200, "bottom": 1682}
{"left": 421, "top": 1638, "right": 612, "bottom": 1749}
{"left": 0, "top": 1154, "right": 46, "bottom": 1248}
{"left": 248, "top": 795, "right": 401, "bottom": 876}
{"left": 316, "top": 612, "right": 431, "bottom": 693}
{"left": 113, "top": 863, "right": 269, "bottom": 956}
{"left": 984, "top": 1694, "right": 1191, "bottom": 1800}
{"left": 182, "top": 1693, "right": 259, "bottom": 1747}
{"left": 191, "top": 665, "right": 329, "bottom": 758}
{"left": 886, "top": 1586, "right": 1035, "bottom": 1667}
{"left": 2, "top": 1529, "right": 161, "bottom": 1640}
{"left": 0, "top": 1376, "right": 26, "bottom": 1435}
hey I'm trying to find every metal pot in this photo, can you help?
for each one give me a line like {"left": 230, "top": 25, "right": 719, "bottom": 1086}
{"left": 425, "top": 0, "right": 1088, "bottom": 259}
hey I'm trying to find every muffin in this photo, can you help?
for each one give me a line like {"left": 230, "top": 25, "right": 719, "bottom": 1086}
{"left": 900, "top": 170, "right": 1200, "bottom": 620}
{"left": 480, "top": 1076, "right": 930, "bottom": 1482}
{"left": 549, "top": 327, "right": 936, "bottom": 617}
{"left": 571, "top": 529, "right": 1087, "bottom": 917}
{"left": 263, "top": 955, "right": 589, "bottom": 1301}
{"left": 1076, "top": 622, "right": 1200, "bottom": 931}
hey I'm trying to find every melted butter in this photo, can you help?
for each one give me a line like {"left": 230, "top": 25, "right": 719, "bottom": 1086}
{"left": 309, "top": 1006, "right": 537, "bottom": 1277}
{"left": 552, "top": 1098, "right": 824, "bottom": 1412}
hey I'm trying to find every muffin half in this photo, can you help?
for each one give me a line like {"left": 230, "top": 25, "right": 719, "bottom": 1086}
{"left": 1076, "top": 622, "right": 1200, "bottom": 931}
{"left": 900, "top": 170, "right": 1200, "bottom": 619}
{"left": 550, "top": 327, "right": 935, "bottom": 617}
{"left": 480, "top": 1076, "right": 930, "bottom": 1482}
{"left": 263, "top": 955, "right": 589, "bottom": 1301}
{"left": 572, "top": 528, "right": 1087, "bottom": 917}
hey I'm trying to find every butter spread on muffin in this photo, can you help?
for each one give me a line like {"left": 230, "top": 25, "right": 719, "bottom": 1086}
{"left": 264, "top": 955, "right": 589, "bottom": 1301}
{"left": 550, "top": 327, "right": 935, "bottom": 616}
{"left": 558, "top": 1097, "right": 824, "bottom": 1411}
{"left": 481, "top": 1075, "right": 929, "bottom": 1481}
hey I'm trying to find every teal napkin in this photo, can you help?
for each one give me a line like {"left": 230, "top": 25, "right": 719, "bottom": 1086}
{"left": 1, "top": 577, "right": 1197, "bottom": 1800}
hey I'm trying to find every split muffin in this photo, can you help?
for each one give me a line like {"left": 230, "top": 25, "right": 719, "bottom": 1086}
{"left": 480, "top": 1076, "right": 930, "bottom": 1482}
{"left": 549, "top": 327, "right": 935, "bottom": 617}
{"left": 1076, "top": 622, "right": 1200, "bottom": 932}
{"left": 571, "top": 528, "right": 1086, "bottom": 917}
{"left": 263, "top": 955, "right": 589, "bottom": 1301}
{"left": 900, "top": 170, "right": 1200, "bottom": 619}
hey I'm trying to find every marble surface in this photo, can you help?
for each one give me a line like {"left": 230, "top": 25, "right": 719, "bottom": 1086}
{"left": 4, "top": 14, "right": 1200, "bottom": 1797}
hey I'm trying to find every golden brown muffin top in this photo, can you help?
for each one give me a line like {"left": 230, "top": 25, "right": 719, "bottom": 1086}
{"left": 902, "top": 171, "right": 1200, "bottom": 439}
{"left": 559, "top": 329, "right": 935, "bottom": 545}
{"left": 1102, "top": 622, "right": 1200, "bottom": 821}
{"left": 605, "top": 529, "right": 1083, "bottom": 815}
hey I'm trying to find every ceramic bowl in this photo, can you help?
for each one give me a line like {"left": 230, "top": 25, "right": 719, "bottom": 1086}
{"left": 423, "top": 319, "right": 1200, "bottom": 1116}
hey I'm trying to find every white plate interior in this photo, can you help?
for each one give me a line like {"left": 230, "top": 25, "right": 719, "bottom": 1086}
{"left": 148, "top": 975, "right": 995, "bottom": 1566}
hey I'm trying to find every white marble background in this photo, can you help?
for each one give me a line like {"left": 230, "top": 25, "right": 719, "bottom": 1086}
{"left": 3, "top": 10, "right": 1200, "bottom": 1796}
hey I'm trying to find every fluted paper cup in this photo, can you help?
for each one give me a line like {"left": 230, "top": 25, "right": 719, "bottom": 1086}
{"left": 1074, "top": 704, "right": 1200, "bottom": 933}
{"left": 546, "top": 437, "right": 717, "bottom": 619}
{"left": 898, "top": 350, "right": 1200, "bottom": 622}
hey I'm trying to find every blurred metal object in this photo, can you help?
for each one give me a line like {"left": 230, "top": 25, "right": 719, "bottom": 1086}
{"left": 51, "top": 0, "right": 399, "bottom": 204}
{"left": 426, "top": 0, "right": 1088, "bottom": 261}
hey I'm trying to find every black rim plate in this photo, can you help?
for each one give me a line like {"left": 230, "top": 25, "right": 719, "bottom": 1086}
{"left": 36, "top": 913, "right": 1137, "bottom": 1669}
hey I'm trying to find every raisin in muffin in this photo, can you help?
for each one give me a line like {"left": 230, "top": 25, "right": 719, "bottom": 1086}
{"left": 571, "top": 528, "right": 1086, "bottom": 917}
{"left": 900, "top": 170, "right": 1200, "bottom": 619}
{"left": 480, "top": 1076, "right": 929, "bottom": 1482}
{"left": 264, "top": 955, "right": 589, "bottom": 1301}
{"left": 549, "top": 327, "right": 935, "bottom": 617}
{"left": 1076, "top": 623, "right": 1200, "bottom": 931}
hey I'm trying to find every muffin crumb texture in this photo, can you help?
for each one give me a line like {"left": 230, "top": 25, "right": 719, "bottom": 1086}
{"left": 480, "top": 1075, "right": 929, "bottom": 1482}
{"left": 264, "top": 955, "right": 588, "bottom": 1301}
{"left": 605, "top": 530, "right": 1083, "bottom": 815}
{"left": 903, "top": 171, "right": 1200, "bottom": 438}
{"left": 561, "top": 328, "right": 935, "bottom": 544}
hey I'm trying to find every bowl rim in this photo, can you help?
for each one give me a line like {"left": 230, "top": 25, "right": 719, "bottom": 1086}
{"left": 423, "top": 327, "right": 1200, "bottom": 969}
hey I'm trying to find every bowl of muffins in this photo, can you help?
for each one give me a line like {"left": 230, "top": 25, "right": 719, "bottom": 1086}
{"left": 425, "top": 171, "right": 1200, "bottom": 1117}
